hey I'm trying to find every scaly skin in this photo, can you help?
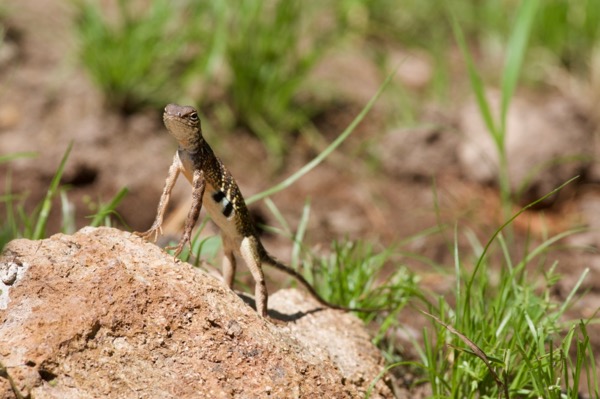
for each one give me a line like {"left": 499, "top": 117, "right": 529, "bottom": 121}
{"left": 136, "top": 104, "right": 382, "bottom": 317}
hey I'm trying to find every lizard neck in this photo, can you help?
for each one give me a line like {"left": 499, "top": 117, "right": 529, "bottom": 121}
{"left": 178, "top": 139, "right": 214, "bottom": 173}
{"left": 178, "top": 136, "right": 204, "bottom": 154}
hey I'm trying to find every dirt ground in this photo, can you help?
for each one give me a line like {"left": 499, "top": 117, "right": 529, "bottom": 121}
{"left": 1, "top": 0, "right": 599, "bottom": 392}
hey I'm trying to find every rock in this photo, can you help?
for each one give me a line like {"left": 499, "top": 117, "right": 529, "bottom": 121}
{"left": 591, "top": 128, "right": 600, "bottom": 182}
{"left": 311, "top": 49, "right": 382, "bottom": 105}
{"left": 270, "top": 289, "right": 387, "bottom": 391}
{"left": 0, "top": 227, "right": 392, "bottom": 398}
{"left": 458, "top": 92, "right": 591, "bottom": 204}
{"left": 567, "top": 190, "right": 600, "bottom": 249}
{"left": 378, "top": 125, "right": 460, "bottom": 181}
{"left": 387, "top": 49, "right": 433, "bottom": 91}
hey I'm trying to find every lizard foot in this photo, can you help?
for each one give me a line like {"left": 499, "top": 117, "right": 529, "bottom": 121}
{"left": 165, "top": 235, "right": 191, "bottom": 259}
{"left": 133, "top": 225, "right": 163, "bottom": 242}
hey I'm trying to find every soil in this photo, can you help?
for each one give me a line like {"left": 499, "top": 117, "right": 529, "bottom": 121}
{"left": 1, "top": 0, "right": 599, "bottom": 396}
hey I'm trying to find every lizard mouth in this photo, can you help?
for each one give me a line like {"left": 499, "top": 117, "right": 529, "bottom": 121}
{"left": 163, "top": 113, "right": 197, "bottom": 130}
{"left": 163, "top": 114, "right": 181, "bottom": 128}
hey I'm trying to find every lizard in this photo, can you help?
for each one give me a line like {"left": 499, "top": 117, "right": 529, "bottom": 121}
{"left": 136, "top": 104, "right": 378, "bottom": 317}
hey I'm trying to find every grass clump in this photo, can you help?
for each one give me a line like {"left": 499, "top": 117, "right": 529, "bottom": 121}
{"left": 301, "top": 239, "right": 416, "bottom": 318}
{"left": 72, "top": 0, "right": 600, "bottom": 160}
{"left": 0, "top": 149, "right": 65, "bottom": 251}
{"left": 72, "top": 0, "right": 334, "bottom": 161}
{"left": 1, "top": 145, "right": 127, "bottom": 252}
{"left": 224, "top": 0, "right": 333, "bottom": 160}
{"left": 73, "top": 0, "right": 223, "bottom": 113}
{"left": 365, "top": 180, "right": 598, "bottom": 398}
{"left": 415, "top": 230, "right": 597, "bottom": 397}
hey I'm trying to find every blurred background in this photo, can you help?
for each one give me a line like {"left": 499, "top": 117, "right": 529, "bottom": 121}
{"left": 1, "top": 0, "right": 599, "bottom": 396}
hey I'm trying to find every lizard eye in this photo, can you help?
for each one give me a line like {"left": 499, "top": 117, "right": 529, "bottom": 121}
{"left": 189, "top": 112, "right": 199, "bottom": 122}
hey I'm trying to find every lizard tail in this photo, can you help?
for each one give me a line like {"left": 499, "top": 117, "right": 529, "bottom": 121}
{"left": 261, "top": 253, "right": 389, "bottom": 313}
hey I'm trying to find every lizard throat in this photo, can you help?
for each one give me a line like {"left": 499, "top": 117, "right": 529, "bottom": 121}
{"left": 164, "top": 119, "right": 203, "bottom": 152}
{"left": 178, "top": 136, "right": 204, "bottom": 154}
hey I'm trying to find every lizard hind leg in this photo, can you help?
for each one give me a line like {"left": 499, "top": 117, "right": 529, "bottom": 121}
{"left": 222, "top": 237, "right": 237, "bottom": 289}
{"left": 239, "top": 236, "right": 268, "bottom": 317}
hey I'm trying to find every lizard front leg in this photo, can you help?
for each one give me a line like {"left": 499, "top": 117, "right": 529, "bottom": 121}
{"left": 167, "top": 169, "right": 205, "bottom": 258}
{"left": 135, "top": 153, "right": 181, "bottom": 242}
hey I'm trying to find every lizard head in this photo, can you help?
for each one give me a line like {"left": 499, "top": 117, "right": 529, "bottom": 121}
{"left": 163, "top": 104, "right": 203, "bottom": 151}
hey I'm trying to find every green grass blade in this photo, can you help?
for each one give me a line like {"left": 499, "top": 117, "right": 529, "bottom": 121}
{"left": 1, "top": 172, "right": 16, "bottom": 251}
{"left": 246, "top": 70, "right": 395, "bottom": 204}
{"left": 263, "top": 198, "right": 291, "bottom": 236}
{"left": 0, "top": 152, "right": 37, "bottom": 164}
{"left": 515, "top": 227, "right": 586, "bottom": 275}
{"left": 558, "top": 268, "right": 589, "bottom": 317}
{"left": 450, "top": 12, "right": 497, "bottom": 140}
{"left": 500, "top": 0, "right": 540, "bottom": 133}
{"left": 89, "top": 187, "right": 129, "bottom": 227}
{"left": 291, "top": 200, "right": 310, "bottom": 269}
{"left": 453, "top": 225, "right": 461, "bottom": 307}
{"left": 463, "top": 176, "right": 578, "bottom": 324}
{"left": 32, "top": 142, "right": 73, "bottom": 240}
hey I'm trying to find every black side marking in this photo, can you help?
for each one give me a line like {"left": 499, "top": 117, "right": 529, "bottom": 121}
{"left": 223, "top": 201, "right": 234, "bottom": 218}
{"left": 212, "top": 191, "right": 226, "bottom": 203}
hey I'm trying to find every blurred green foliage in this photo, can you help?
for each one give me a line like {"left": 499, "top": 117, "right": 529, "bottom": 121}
{"left": 348, "top": 0, "right": 600, "bottom": 82}
{"left": 74, "top": 0, "right": 225, "bottom": 113}
{"left": 73, "top": 0, "right": 600, "bottom": 155}
{"left": 225, "top": 0, "right": 334, "bottom": 160}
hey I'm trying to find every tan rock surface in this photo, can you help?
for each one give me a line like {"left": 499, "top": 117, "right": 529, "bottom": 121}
{"left": 0, "top": 227, "right": 392, "bottom": 398}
